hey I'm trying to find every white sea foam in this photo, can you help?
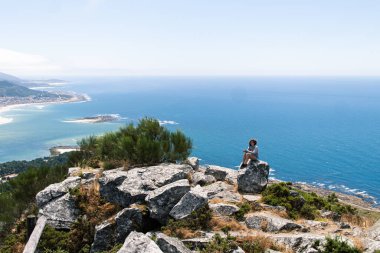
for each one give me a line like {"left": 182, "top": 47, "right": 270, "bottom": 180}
{"left": 159, "top": 120, "right": 179, "bottom": 125}
{"left": 0, "top": 116, "right": 13, "bottom": 125}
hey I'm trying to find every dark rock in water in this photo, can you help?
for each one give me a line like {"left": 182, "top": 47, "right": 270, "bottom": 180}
{"left": 145, "top": 179, "right": 190, "bottom": 224}
{"left": 156, "top": 232, "right": 192, "bottom": 253}
{"left": 118, "top": 231, "right": 163, "bottom": 253}
{"left": 237, "top": 160, "right": 270, "bottom": 193}
{"left": 169, "top": 185, "right": 208, "bottom": 220}
{"left": 115, "top": 207, "right": 145, "bottom": 243}
{"left": 38, "top": 193, "right": 80, "bottom": 230}
{"left": 99, "top": 164, "right": 189, "bottom": 207}
{"left": 91, "top": 221, "right": 116, "bottom": 253}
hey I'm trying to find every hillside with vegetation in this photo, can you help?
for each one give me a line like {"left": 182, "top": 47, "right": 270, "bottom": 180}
{"left": 0, "top": 118, "right": 379, "bottom": 253}
{"left": 0, "top": 81, "right": 62, "bottom": 98}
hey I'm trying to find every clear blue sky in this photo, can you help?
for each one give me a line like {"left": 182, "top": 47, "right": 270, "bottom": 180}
{"left": 0, "top": 0, "right": 379, "bottom": 77}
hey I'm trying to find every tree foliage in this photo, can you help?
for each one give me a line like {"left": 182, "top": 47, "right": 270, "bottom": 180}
{"left": 72, "top": 118, "right": 192, "bottom": 169}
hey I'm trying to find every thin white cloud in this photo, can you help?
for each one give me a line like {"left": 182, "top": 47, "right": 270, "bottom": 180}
{"left": 0, "top": 48, "right": 61, "bottom": 76}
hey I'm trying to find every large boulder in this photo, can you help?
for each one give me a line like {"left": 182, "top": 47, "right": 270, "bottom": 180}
{"left": 245, "top": 212, "right": 302, "bottom": 232}
{"left": 367, "top": 219, "right": 380, "bottom": 241}
{"left": 38, "top": 193, "right": 80, "bottom": 229}
{"left": 169, "top": 185, "right": 208, "bottom": 220}
{"left": 91, "top": 221, "right": 116, "bottom": 253}
{"left": 271, "top": 233, "right": 326, "bottom": 253}
{"left": 202, "top": 181, "right": 242, "bottom": 203}
{"left": 155, "top": 232, "right": 192, "bottom": 253}
{"left": 209, "top": 203, "right": 239, "bottom": 216}
{"left": 191, "top": 172, "right": 216, "bottom": 186}
{"left": 36, "top": 176, "right": 81, "bottom": 207}
{"left": 205, "top": 165, "right": 231, "bottom": 181}
{"left": 115, "top": 207, "right": 145, "bottom": 243}
{"left": 145, "top": 179, "right": 190, "bottom": 223}
{"left": 182, "top": 157, "right": 199, "bottom": 171}
{"left": 362, "top": 238, "right": 380, "bottom": 253}
{"left": 237, "top": 160, "right": 270, "bottom": 193}
{"left": 99, "top": 164, "right": 189, "bottom": 207}
{"left": 117, "top": 231, "right": 163, "bottom": 253}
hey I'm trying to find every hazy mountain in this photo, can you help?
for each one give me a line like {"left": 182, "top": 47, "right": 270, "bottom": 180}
{"left": 0, "top": 80, "right": 59, "bottom": 97}
{"left": 0, "top": 72, "right": 22, "bottom": 84}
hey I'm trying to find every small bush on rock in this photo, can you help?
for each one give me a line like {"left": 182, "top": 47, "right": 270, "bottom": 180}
{"left": 162, "top": 206, "right": 212, "bottom": 238}
{"left": 312, "top": 237, "right": 361, "bottom": 253}
{"left": 262, "top": 183, "right": 357, "bottom": 220}
{"left": 72, "top": 118, "right": 192, "bottom": 168}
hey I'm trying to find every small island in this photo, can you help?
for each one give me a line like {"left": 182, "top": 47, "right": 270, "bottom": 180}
{"left": 64, "top": 114, "right": 121, "bottom": 124}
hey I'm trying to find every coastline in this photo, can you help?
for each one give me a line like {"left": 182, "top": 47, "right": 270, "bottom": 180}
{"left": 0, "top": 93, "right": 90, "bottom": 125}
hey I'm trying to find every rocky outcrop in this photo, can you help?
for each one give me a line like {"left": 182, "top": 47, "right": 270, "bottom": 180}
{"left": 362, "top": 238, "right": 380, "bottom": 253}
{"left": 169, "top": 185, "right": 208, "bottom": 220}
{"left": 36, "top": 176, "right": 81, "bottom": 207}
{"left": 99, "top": 165, "right": 189, "bottom": 207}
{"left": 118, "top": 231, "right": 163, "bottom": 253}
{"left": 209, "top": 203, "right": 239, "bottom": 216}
{"left": 191, "top": 172, "right": 216, "bottom": 186}
{"left": 205, "top": 165, "right": 231, "bottom": 181}
{"left": 145, "top": 179, "right": 190, "bottom": 223}
{"left": 38, "top": 193, "right": 80, "bottom": 229}
{"left": 271, "top": 233, "right": 326, "bottom": 253}
{"left": 182, "top": 157, "right": 199, "bottom": 171}
{"left": 237, "top": 160, "right": 270, "bottom": 193}
{"left": 202, "top": 181, "right": 241, "bottom": 203}
{"left": 91, "top": 221, "right": 116, "bottom": 253}
{"left": 115, "top": 207, "right": 145, "bottom": 243}
{"left": 245, "top": 212, "right": 302, "bottom": 232}
{"left": 156, "top": 232, "right": 192, "bottom": 253}
{"left": 367, "top": 219, "right": 380, "bottom": 241}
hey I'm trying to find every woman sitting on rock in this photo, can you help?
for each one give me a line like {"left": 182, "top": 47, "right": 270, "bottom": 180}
{"left": 240, "top": 138, "right": 259, "bottom": 169}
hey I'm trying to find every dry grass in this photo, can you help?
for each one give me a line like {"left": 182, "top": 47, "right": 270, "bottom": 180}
{"left": 341, "top": 213, "right": 375, "bottom": 228}
{"left": 162, "top": 227, "right": 201, "bottom": 239}
{"left": 208, "top": 198, "right": 234, "bottom": 205}
{"left": 209, "top": 216, "right": 247, "bottom": 232}
{"left": 352, "top": 237, "right": 365, "bottom": 252}
{"left": 236, "top": 234, "right": 289, "bottom": 253}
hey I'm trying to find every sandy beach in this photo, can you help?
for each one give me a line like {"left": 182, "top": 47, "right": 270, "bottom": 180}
{"left": 0, "top": 93, "right": 90, "bottom": 125}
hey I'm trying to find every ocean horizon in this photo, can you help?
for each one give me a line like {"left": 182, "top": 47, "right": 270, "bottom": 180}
{"left": 0, "top": 76, "right": 379, "bottom": 205}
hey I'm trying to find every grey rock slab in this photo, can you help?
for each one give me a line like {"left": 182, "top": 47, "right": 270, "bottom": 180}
{"left": 115, "top": 207, "right": 145, "bottom": 243}
{"left": 205, "top": 165, "right": 233, "bottom": 181}
{"left": 169, "top": 185, "right": 208, "bottom": 220}
{"left": 242, "top": 194, "right": 262, "bottom": 202}
{"left": 38, "top": 193, "right": 80, "bottom": 229}
{"left": 362, "top": 238, "right": 380, "bottom": 253}
{"left": 245, "top": 212, "right": 302, "bottom": 232}
{"left": 271, "top": 233, "right": 326, "bottom": 253}
{"left": 146, "top": 179, "right": 190, "bottom": 223}
{"left": 232, "top": 246, "right": 245, "bottom": 253}
{"left": 209, "top": 203, "right": 239, "bottom": 216}
{"left": 117, "top": 231, "right": 163, "bottom": 253}
{"left": 202, "top": 181, "right": 242, "bottom": 203}
{"left": 99, "top": 164, "right": 188, "bottom": 207}
{"left": 237, "top": 160, "right": 270, "bottom": 193}
{"left": 367, "top": 219, "right": 380, "bottom": 241}
{"left": 91, "top": 220, "right": 116, "bottom": 253}
{"left": 191, "top": 172, "right": 216, "bottom": 186}
{"left": 261, "top": 204, "right": 287, "bottom": 213}
{"left": 68, "top": 167, "right": 81, "bottom": 176}
{"left": 156, "top": 232, "right": 192, "bottom": 253}
{"left": 182, "top": 157, "right": 199, "bottom": 171}
{"left": 36, "top": 176, "right": 81, "bottom": 208}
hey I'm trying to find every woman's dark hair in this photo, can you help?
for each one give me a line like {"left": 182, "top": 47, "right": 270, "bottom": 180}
{"left": 249, "top": 139, "right": 257, "bottom": 146}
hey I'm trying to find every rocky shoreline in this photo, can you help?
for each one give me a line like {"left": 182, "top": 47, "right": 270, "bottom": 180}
{"left": 33, "top": 158, "right": 380, "bottom": 252}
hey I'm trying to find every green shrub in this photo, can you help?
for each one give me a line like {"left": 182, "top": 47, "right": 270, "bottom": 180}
{"left": 316, "top": 237, "right": 361, "bottom": 253}
{"left": 262, "top": 183, "right": 356, "bottom": 220}
{"left": 75, "top": 118, "right": 192, "bottom": 168}
{"left": 37, "top": 225, "right": 70, "bottom": 252}
{"left": 201, "top": 233, "right": 239, "bottom": 253}
{"left": 162, "top": 206, "right": 212, "bottom": 237}
{"left": 235, "top": 202, "right": 251, "bottom": 221}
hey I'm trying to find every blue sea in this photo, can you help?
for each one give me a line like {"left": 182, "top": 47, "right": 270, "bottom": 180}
{"left": 0, "top": 77, "right": 379, "bottom": 205}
